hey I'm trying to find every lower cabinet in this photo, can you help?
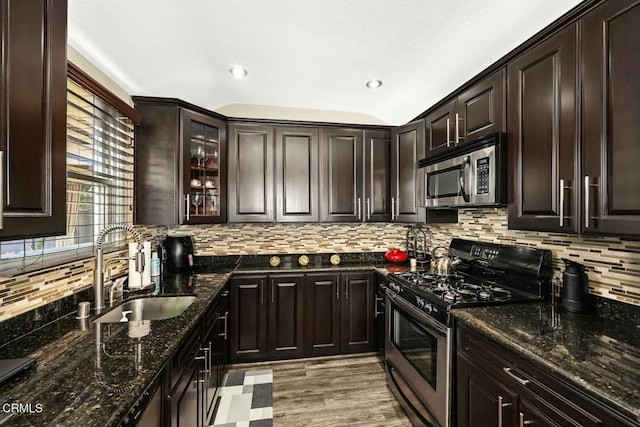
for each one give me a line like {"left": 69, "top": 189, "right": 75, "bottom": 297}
{"left": 231, "top": 271, "right": 376, "bottom": 363}
{"left": 341, "top": 273, "right": 375, "bottom": 354}
{"left": 457, "top": 325, "right": 632, "bottom": 427}
{"left": 163, "top": 287, "right": 229, "bottom": 427}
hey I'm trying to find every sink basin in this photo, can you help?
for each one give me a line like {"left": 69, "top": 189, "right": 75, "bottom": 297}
{"left": 93, "top": 296, "right": 196, "bottom": 323}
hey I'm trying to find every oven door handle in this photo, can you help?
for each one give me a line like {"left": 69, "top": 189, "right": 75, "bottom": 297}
{"left": 386, "top": 290, "right": 448, "bottom": 336}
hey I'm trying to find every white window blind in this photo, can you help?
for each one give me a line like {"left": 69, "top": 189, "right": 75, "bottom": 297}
{"left": 0, "top": 77, "right": 135, "bottom": 273}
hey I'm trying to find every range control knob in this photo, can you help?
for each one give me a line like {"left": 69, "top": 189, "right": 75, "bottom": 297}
{"left": 415, "top": 297, "right": 425, "bottom": 309}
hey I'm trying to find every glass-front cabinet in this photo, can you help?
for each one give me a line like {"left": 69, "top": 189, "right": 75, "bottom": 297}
{"left": 133, "top": 98, "right": 226, "bottom": 226}
{"left": 182, "top": 109, "right": 226, "bottom": 224}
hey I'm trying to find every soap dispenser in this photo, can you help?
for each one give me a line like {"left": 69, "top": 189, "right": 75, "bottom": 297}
{"left": 561, "top": 258, "right": 590, "bottom": 313}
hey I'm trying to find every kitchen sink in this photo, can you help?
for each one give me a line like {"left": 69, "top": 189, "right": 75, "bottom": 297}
{"left": 93, "top": 296, "right": 196, "bottom": 323}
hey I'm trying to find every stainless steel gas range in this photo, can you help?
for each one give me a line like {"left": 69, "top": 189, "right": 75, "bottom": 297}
{"left": 384, "top": 238, "right": 552, "bottom": 427}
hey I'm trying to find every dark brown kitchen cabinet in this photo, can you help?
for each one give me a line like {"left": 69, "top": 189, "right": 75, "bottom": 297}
{"left": 424, "top": 100, "right": 457, "bottom": 158}
{"left": 168, "top": 330, "right": 202, "bottom": 427}
{"left": 581, "top": 0, "right": 640, "bottom": 236}
{"left": 268, "top": 274, "right": 305, "bottom": 359}
{"left": 507, "top": 23, "right": 579, "bottom": 233}
{"left": 134, "top": 98, "right": 227, "bottom": 225}
{"left": 390, "top": 120, "right": 424, "bottom": 222}
{"left": 230, "top": 274, "right": 304, "bottom": 362}
{"left": 457, "top": 68, "right": 505, "bottom": 142}
{"left": 229, "top": 275, "right": 268, "bottom": 362}
{"left": 320, "top": 128, "right": 364, "bottom": 222}
{"left": 423, "top": 69, "right": 505, "bottom": 161}
{"left": 201, "top": 288, "right": 229, "bottom": 426}
{"left": 228, "top": 123, "right": 274, "bottom": 222}
{"left": 341, "top": 272, "right": 375, "bottom": 353}
{"left": 457, "top": 325, "right": 631, "bottom": 427}
{"left": 0, "top": 0, "right": 67, "bottom": 239}
{"left": 304, "top": 273, "right": 341, "bottom": 357}
{"left": 275, "top": 127, "right": 319, "bottom": 222}
{"left": 363, "top": 129, "right": 391, "bottom": 222}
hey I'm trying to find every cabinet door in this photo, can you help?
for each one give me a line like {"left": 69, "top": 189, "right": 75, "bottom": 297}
{"left": 320, "top": 128, "right": 363, "bottom": 222}
{"left": 341, "top": 272, "right": 375, "bottom": 353}
{"left": 457, "top": 353, "right": 518, "bottom": 427}
{"left": 363, "top": 129, "right": 391, "bottom": 222}
{"left": 268, "top": 274, "right": 305, "bottom": 359}
{"left": 275, "top": 127, "right": 319, "bottom": 222}
{"left": 304, "top": 273, "right": 341, "bottom": 357}
{"left": 228, "top": 124, "right": 274, "bottom": 222}
{"left": 182, "top": 109, "right": 227, "bottom": 224}
{"left": 390, "top": 120, "right": 424, "bottom": 222}
{"left": 582, "top": 0, "right": 640, "bottom": 236}
{"left": 507, "top": 24, "right": 579, "bottom": 233}
{"left": 458, "top": 68, "right": 506, "bottom": 142}
{"left": 229, "top": 276, "right": 268, "bottom": 362}
{"left": 424, "top": 100, "right": 456, "bottom": 158}
{"left": 0, "top": 0, "right": 67, "bottom": 239}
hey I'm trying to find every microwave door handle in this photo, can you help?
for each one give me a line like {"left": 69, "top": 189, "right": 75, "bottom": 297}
{"left": 460, "top": 156, "right": 471, "bottom": 202}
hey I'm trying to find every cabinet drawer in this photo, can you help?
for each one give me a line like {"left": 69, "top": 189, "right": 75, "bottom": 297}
{"left": 170, "top": 329, "right": 201, "bottom": 392}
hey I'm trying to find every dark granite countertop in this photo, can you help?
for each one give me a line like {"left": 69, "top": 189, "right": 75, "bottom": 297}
{"left": 0, "top": 257, "right": 400, "bottom": 426}
{"left": 452, "top": 302, "right": 640, "bottom": 424}
{"left": 0, "top": 272, "right": 230, "bottom": 427}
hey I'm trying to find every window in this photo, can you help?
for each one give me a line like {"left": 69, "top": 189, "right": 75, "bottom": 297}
{"left": 0, "top": 73, "right": 135, "bottom": 273}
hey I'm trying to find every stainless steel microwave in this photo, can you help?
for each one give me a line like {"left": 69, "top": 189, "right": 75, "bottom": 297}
{"left": 418, "top": 132, "right": 507, "bottom": 208}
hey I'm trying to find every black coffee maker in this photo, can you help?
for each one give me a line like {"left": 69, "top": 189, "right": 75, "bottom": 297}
{"left": 561, "top": 258, "right": 590, "bottom": 313}
{"left": 163, "top": 236, "right": 195, "bottom": 273}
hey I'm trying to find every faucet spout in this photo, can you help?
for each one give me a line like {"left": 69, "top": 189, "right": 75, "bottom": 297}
{"left": 94, "top": 224, "right": 144, "bottom": 313}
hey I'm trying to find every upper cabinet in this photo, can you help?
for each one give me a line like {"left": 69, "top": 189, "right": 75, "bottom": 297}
{"left": 363, "top": 129, "right": 391, "bottom": 222}
{"left": 275, "top": 127, "right": 319, "bottom": 222}
{"left": 390, "top": 121, "right": 424, "bottom": 222}
{"left": 320, "top": 128, "right": 364, "bottom": 222}
{"left": 228, "top": 123, "right": 274, "bottom": 222}
{"left": 424, "top": 69, "right": 505, "bottom": 159}
{"left": 581, "top": 0, "right": 640, "bottom": 235}
{"left": 508, "top": 0, "right": 640, "bottom": 237}
{"left": 134, "top": 98, "right": 227, "bottom": 225}
{"left": 507, "top": 24, "right": 579, "bottom": 233}
{"left": 0, "top": 0, "right": 67, "bottom": 239}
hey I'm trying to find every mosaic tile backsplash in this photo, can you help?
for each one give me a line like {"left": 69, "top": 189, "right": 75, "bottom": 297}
{"left": 2, "top": 209, "right": 639, "bottom": 323}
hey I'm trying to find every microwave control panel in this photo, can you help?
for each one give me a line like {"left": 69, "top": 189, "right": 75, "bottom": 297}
{"left": 476, "top": 157, "right": 490, "bottom": 194}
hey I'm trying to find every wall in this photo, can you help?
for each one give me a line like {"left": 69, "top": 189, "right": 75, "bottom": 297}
{"left": 173, "top": 209, "right": 640, "bottom": 307}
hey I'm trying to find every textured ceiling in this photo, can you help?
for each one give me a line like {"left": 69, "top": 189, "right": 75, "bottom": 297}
{"left": 68, "top": 0, "right": 583, "bottom": 125}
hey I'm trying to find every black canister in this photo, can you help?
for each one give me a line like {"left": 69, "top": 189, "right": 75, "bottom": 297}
{"left": 561, "top": 258, "right": 590, "bottom": 313}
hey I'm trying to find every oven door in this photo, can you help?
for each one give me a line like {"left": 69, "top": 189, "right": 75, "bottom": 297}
{"left": 385, "top": 290, "right": 451, "bottom": 427}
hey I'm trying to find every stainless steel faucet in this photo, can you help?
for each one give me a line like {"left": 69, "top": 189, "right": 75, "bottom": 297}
{"left": 94, "top": 224, "right": 145, "bottom": 313}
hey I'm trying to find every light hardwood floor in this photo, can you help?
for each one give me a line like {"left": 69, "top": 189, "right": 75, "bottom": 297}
{"left": 228, "top": 354, "right": 412, "bottom": 426}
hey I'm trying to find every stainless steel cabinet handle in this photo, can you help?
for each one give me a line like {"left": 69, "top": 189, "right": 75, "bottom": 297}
{"left": 503, "top": 367, "right": 530, "bottom": 386}
{"left": 584, "top": 175, "right": 590, "bottom": 228}
{"left": 336, "top": 282, "right": 339, "bottom": 300}
{"left": 185, "top": 193, "right": 190, "bottom": 221}
{"left": 218, "top": 311, "right": 228, "bottom": 339}
{"left": 559, "top": 179, "right": 565, "bottom": 226}
{"left": 446, "top": 118, "right": 451, "bottom": 147}
{"left": 519, "top": 412, "right": 534, "bottom": 426}
{"left": 366, "top": 198, "right": 371, "bottom": 220}
{"left": 0, "top": 151, "right": 3, "bottom": 229}
{"left": 261, "top": 282, "right": 264, "bottom": 305}
{"left": 345, "top": 280, "right": 349, "bottom": 300}
{"left": 455, "top": 113, "right": 460, "bottom": 145}
{"left": 357, "top": 198, "right": 362, "bottom": 220}
{"left": 498, "top": 395, "right": 512, "bottom": 427}
{"left": 391, "top": 197, "right": 396, "bottom": 220}
{"left": 271, "top": 281, "right": 275, "bottom": 304}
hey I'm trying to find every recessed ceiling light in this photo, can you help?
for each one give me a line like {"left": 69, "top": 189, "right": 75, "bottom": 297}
{"left": 366, "top": 79, "right": 382, "bottom": 89}
{"left": 229, "top": 66, "right": 248, "bottom": 78}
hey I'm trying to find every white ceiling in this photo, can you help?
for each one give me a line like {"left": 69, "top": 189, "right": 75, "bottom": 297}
{"left": 68, "top": 0, "right": 583, "bottom": 126}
